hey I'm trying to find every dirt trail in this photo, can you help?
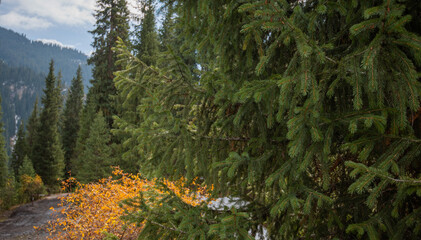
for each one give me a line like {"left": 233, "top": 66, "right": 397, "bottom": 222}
{"left": 0, "top": 193, "right": 68, "bottom": 240}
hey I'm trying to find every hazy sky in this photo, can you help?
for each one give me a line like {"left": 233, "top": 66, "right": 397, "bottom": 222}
{"left": 0, "top": 0, "right": 144, "bottom": 55}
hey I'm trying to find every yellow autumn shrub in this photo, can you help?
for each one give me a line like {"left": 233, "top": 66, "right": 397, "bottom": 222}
{"left": 43, "top": 167, "right": 211, "bottom": 239}
{"left": 19, "top": 174, "right": 45, "bottom": 203}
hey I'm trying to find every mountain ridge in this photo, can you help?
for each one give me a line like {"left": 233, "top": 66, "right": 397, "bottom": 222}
{"left": 0, "top": 26, "right": 92, "bottom": 87}
{"left": 0, "top": 26, "right": 92, "bottom": 152}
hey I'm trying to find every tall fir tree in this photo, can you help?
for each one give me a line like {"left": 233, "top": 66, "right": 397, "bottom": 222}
{"left": 157, "top": 2, "right": 198, "bottom": 76}
{"left": 133, "top": 0, "right": 159, "bottom": 65}
{"left": 77, "top": 111, "right": 113, "bottom": 183}
{"left": 10, "top": 121, "right": 28, "bottom": 177}
{"left": 26, "top": 98, "right": 39, "bottom": 165}
{"left": 32, "top": 60, "right": 64, "bottom": 187}
{"left": 113, "top": 0, "right": 160, "bottom": 173}
{"left": 158, "top": 3, "right": 175, "bottom": 52}
{"left": 62, "top": 66, "right": 84, "bottom": 177}
{"left": 87, "top": 0, "right": 130, "bottom": 126}
{"left": 115, "top": 0, "right": 421, "bottom": 239}
{"left": 0, "top": 95, "right": 8, "bottom": 188}
{"left": 56, "top": 71, "right": 65, "bottom": 135}
{"left": 71, "top": 99, "right": 96, "bottom": 177}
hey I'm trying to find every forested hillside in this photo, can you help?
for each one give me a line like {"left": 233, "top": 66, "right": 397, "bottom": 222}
{"left": 0, "top": 62, "right": 45, "bottom": 151}
{"left": 0, "top": 27, "right": 91, "bottom": 87}
{"left": 0, "top": 27, "right": 92, "bottom": 151}
{"left": 1, "top": 0, "right": 421, "bottom": 239}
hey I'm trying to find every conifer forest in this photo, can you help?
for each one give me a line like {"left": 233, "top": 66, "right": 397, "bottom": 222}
{"left": 1, "top": 0, "right": 421, "bottom": 239}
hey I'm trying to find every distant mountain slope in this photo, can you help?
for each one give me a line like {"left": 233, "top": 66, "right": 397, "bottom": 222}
{"left": 0, "top": 26, "right": 91, "bottom": 88}
{"left": 0, "top": 62, "right": 45, "bottom": 151}
{"left": 0, "top": 27, "right": 92, "bottom": 152}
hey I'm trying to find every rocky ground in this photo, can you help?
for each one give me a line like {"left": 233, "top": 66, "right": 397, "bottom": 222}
{"left": 0, "top": 194, "right": 68, "bottom": 240}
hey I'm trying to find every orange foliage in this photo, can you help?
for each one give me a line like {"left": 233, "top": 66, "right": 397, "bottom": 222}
{"left": 163, "top": 177, "right": 213, "bottom": 207}
{"left": 43, "top": 167, "right": 212, "bottom": 239}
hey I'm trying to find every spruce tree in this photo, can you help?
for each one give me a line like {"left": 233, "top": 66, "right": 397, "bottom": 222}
{"left": 157, "top": 2, "right": 198, "bottom": 76}
{"left": 158, "top": 3, "right": 175, "bottom": 52}
{"left": 56, "top": 71, "right": 65, "bottom": 135}
{"left": 0, "top": 95, "right": 8, "bottom": 188}
{"left": 71, "top": 99, "right": 96, "bottom": 177}
{"left": 113, "top": 0, "right": 160, "bottom": 173}
{"left": 62, "top": 66, "right": 84, "bottom": 177}
{"left": 11, "top": 121, "right": 28, "bottom": 177}
{"left": 32, "top": 60, "right": 65, "bottom": 187}
{"left": 133, "top": 0, "right": 159, "bottom": 65}
{"left": 26, "top": 98, "right": 39, "bottom": 151}
{"left": 18, "top": 155, "right": 35, "bottom": 178}
{"left": 115, "top": 0, "right": 421, "bottom": 239}
{"left": 77, "top": 111, "right": 113, "bottom": 183}
{"left": 88, "top": 0, "right": 130, "bottom": 126}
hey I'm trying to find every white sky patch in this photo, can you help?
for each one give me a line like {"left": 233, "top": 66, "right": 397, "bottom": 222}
{"left": 86, "top": 50, "right": 94, "bottom": 57}
{"left": 1, "top": 0, "right": 145, "bottom": 29}
{"left": 0, "top": 11, "right": 52, "bottom": 30}
{"left": 15, "top": 0, "right": 96, "bottom": 26}
{"left": 127, "top": 0, "right": 144, "bottom": 21}
{"left": 0, "top": 0, "right": 149, "bottom": 53}
{"left": 0, "top": 0, "right": 96, "bottom": 29}
{"left": 35, "top": 39, "right": 76, "bottom": 50}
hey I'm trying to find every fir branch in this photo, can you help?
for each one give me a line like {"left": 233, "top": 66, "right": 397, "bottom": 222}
{"left": 384, "top": 135, "right": 421, "bottom": 143}
{"left": 384, "top": 176, "right": 421, "bottom": 184}
{"left": 325, "top": 108, "right": 387, "bottom": 125}
{"left": 324, "top": 56, "right": 338, "bottom": 64}
{"left": 199, "top": 134, "right": 284, "bottom": 144}
{"left": 347, "top": 161, "right": 421, "bottom": 185}
{"left": 150, "top": 220, "right": 187, "bottom": 234}
{"left": 201, "top": 135, "right": 250, "bottom": 142}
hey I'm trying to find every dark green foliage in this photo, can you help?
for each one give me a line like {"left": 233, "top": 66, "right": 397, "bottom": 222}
{"left": 62, "top": 66, "right": 84, "bottom": 177}
{"left": 133, "top": 0, "right": 159, "bottom": 65}
{"left": 112, "top": 0, "right": 160, "bottom": 174}
{"left": 157, "top": 2, "right": 197, "bottom": 74}
{"left": 26, "top": 98, "right": 40, "bottom": 163}
{"left": 71, "top": 99, "right": 96, "bottom": 177}
{"left": 18, "top": 155, "right": 36, "bottom": 178}
{"left": 77, "top": 111, "right": 113, "bottom": 183}
{"left": 32, "top": 60, "right": 64, "bottom": 187}
{"left": 87, "top": 0, "right": 130, "bottom": 126}
{"left": 115, "top": 0, "right": 421, "bottom": 239}
{"left": 56, "top": 71, "right": 65, "bottom": 135}
{"left": 158, "top": 3, "right": 176, "bottom": 52}
{"left": 11, "top": 121, "right": 28, "bottom": 177}
{"left": 0, "top": 175, "right": 16, "bottom": 210}
{"left": 0, "top": 95, "right": 8, "bottom": 188}
{"left": 0, "top": 109, "right": 15, "bottom": 208}
{"left": 122, "top": 184, "right": 253, "bottom": 240}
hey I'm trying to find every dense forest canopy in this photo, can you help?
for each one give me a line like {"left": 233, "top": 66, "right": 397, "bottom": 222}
{"left": 1, "top": 0, "right": 421, "bottom": 239}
